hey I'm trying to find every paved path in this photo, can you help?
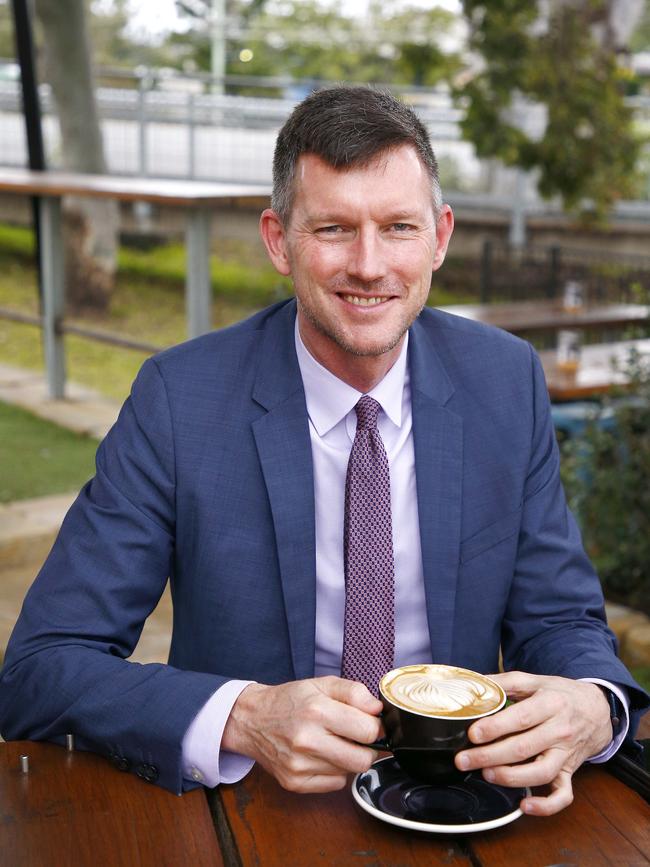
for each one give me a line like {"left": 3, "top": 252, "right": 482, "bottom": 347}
{"left": 0, "top": 363, "right": 119, "bottom": 439}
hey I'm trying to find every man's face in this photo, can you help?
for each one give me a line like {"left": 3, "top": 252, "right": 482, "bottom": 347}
{"left": 261, "top": 144, "right": 453, "bottom": 375}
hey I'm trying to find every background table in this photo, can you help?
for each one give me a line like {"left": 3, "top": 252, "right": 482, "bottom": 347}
{"left": 439, "top": 300, "right": 650, "bottom": 335}
{"left": 538, "top": 337, "right": 650, "bottom": 400}
{"left": 0, "top": 167, "right": 271, "bottom": 398}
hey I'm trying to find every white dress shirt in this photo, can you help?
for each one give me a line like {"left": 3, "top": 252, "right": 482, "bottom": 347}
{"left": 181, "top": 322, "right": 628, "bottom": 787}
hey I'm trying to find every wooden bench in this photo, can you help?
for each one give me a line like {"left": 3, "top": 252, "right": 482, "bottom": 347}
{"left": 0, "top": 168, "right": 271, "bottom": 398}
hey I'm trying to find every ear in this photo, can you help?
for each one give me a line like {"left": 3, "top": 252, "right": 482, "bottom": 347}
{"left": 432, "top": 204, "right": 454, "bottom": 273}
{"left": 260, "top": 209, "right": 292, "bottom": 276}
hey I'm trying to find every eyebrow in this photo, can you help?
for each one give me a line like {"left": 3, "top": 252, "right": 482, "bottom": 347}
{"left": 306, "top": 210, "right": 427, "bottom": 224}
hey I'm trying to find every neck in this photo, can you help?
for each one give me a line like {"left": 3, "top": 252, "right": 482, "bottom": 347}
{"left": 298, "top": 320, "right": 403, "bottom": 393}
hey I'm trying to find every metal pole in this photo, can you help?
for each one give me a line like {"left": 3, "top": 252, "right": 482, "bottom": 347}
{"left": 210, "top": 0, "right": 227, "bottom": 96}
{"left": 185, "top": 209, "right": 212, "bottom": 339}
{"left": 138, "top": 72, "right": 148, "bottom": 177}
{"left": 10, "top": 0, "right": 46, "bottom": 307}
{"left": 480, "top": 240, "right": 492, "bottom": 303}
{"left": 188, "top": 91, "right": 196, "bottom": 179}
{"left": 40, "top": 197, "right": 66, "bottom": 398}
{"left": 508, "top": 169, "right": 527, "bottom": 249}
{"left": 548, "top": 245, "right": 561, "bottom": 299}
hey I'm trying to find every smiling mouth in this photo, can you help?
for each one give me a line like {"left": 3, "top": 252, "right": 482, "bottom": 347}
{"left": 340, "top": 294, "right": 392, "bottom": 307}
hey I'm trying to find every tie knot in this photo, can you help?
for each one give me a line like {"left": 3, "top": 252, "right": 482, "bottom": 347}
{"left": 355, "top": 395, "right": 381, "bottom": 431}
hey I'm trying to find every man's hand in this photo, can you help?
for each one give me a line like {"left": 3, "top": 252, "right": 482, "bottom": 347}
{"left": 455, "top": 671, "right": 612, "bottom": 816}
{"left": 221, "top": 676, "right": 383, "bottom": 793}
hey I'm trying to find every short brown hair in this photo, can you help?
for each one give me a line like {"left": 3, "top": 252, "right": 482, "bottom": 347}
{"left": 272, "top": 85, "right": 442, "bottom": 224}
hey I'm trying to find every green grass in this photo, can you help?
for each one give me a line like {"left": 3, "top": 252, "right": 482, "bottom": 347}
{"left": 0, "top": 231, "right": 273, "bottom": 402}
{"left": 0, "top": 400, "right": 98, "bottom": 503}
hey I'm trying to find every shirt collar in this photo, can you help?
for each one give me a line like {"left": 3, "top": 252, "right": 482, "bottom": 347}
{"left": 294, "top": 319, "right": 408, "bottom": 437}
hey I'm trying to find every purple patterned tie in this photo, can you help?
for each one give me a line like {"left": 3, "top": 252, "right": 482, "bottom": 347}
{"left": 341, "top": 396, "right": 395, "bottom": 697}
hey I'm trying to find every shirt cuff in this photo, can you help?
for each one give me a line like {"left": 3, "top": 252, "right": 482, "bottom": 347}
{"left": 579, "top": 677, "right": 630, "bottom": 763}
{"left": 181, "top": 679, "right": 256, "bottom": 787}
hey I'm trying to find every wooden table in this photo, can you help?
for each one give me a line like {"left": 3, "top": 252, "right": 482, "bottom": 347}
{"left": 538, "top": 338, "right": 650, "bottom": 401}
{"left": 0, "top": 740, "right": 223, "bottom": 866}
{"left": 439, "top": 300, "right": 650, "bottom": 335}
{"left": 213, "top": 713, "right": 649, "bottom": 864}
{"left": 213, "top": 747, "right": 650, "bottom": 866}
{"left": 0, "top": 167, "right": 271, "bottom": 398}
{"left": 2, "top": 725, "right": 649, "bottom": 866}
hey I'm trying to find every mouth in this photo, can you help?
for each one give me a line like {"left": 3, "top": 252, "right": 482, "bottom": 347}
{"left": 339, "top": 293, "right": 393, "bottom": 307}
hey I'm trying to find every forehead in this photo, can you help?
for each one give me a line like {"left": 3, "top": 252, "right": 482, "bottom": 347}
{"left": 291, "top": 145, "right": 433, "bottom": 218}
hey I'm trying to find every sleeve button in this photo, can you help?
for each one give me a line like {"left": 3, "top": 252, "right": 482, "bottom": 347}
{"left": 136, "top": 763, "right": 159, "bottom": 783}
{"left": 114, "top": 755, "right": 131, "bottom": 773}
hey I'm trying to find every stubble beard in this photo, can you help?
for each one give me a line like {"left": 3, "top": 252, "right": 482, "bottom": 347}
{"left": 297, "top": 295, "right": 426, "bottom": 358}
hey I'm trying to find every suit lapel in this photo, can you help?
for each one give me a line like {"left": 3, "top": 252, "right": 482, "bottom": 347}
{"left": 251, "top": 302, "right": 316, "bottom": 681}
{"left": 409, "top": 317, "right": 463, "bottom": 664}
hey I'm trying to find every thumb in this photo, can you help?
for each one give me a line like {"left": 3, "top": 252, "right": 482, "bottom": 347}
{"left": 489, "top": 670, "right": 547, "bottom": 699}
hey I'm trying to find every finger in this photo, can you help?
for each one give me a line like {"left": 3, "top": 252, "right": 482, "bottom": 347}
{"left": 480, "top": 749, "right": 566, "bottom": 789}
{"left": 306, "top": 688, "right": 382, "bottom": 746}
{"left": 520, "top": 770, "right": 575, "bottom": 817}
{"left": 275, "top": 735, "right": 379, "bottom": 777}
{"left": 275, "top": 770, "right": 350, "bottom": 794}
{"left": 318, "top": 676, "right": 383, "bottom": 714}
{"left": 488, "top": 670, "right": 553, "bottom": 700}
{"left": 305, "top": 730, "right": 379, "bottom": 774}
{"left": 467, "top": 691, "right": 558, "bottom": 744}
{"left": 458, "top": 719, "right": 563, "bottom": 772}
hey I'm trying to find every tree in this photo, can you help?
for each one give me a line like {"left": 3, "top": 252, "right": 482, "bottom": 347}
{"left": 631, "top": 0, "right": 650, "bottom": 51}
{"left": 34, "top": 0, "right": 117, "bottom": 312}
{"left": 89, "top": 0, "right": 185, "bottom": 70}
{"left": 458, "top": 0, "right": 645, "bottom": 221}
{"left": 0, "top": 0, "right": 15, "bottom": 58}
{"left": 170, "top": 0, "right": 459, "bottom": 88}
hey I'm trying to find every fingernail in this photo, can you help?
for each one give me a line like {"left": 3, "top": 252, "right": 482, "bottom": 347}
{"left": 457, "top": 753, "right": 470, "bottom": 770}
{"left": 472, "top": 725, "right": 483, "bottom": 741}
{"left": 523, "top": 801, "right": 534, "bottom": 814}
{"left": 483, "top": 769, "right": 495, "bottom": 782}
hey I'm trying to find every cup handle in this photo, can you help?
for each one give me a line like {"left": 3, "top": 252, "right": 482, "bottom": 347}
{"left": 365, "top": 737, "right": 390, "bottom": 751}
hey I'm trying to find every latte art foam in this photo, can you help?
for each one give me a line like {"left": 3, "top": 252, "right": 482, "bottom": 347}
{"left": 380, "top": 664, "right": 505, "bottom": 718}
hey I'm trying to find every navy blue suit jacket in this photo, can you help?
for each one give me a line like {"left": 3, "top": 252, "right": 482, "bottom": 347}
{"left": 1, "top": 300, "right": 647, "bottom": 792}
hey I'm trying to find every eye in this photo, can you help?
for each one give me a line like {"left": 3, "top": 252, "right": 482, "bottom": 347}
{"left": 391, "top": 222, "right": 415, "bottom": 232}
{"left": 316, "top": 225, "right": 344, "bottom": 235}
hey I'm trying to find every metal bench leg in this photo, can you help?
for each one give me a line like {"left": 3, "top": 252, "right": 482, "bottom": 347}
{"left": 185, "top": 208, "right": 212, "bottom": 340}
{"left": 40, "top": 196, "right": 66, "bottom": 399}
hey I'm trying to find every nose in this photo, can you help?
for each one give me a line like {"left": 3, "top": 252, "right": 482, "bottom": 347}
{"left": 346, "top": 228, "right": 387, "bottom": 284}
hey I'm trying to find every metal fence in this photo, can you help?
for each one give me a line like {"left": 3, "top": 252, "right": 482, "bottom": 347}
{"left": 0, "top": 66, "right": 476, "bottom": 188}
{"left": 476, "top": 241, "right": 650, "bottom": 305}
{"left": 5, "top": 63, "right": 650, "bottom": 249}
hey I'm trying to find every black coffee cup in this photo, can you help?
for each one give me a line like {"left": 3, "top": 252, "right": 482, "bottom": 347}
{"left": 371, "top": 664, "right": 506, "bottom": 785}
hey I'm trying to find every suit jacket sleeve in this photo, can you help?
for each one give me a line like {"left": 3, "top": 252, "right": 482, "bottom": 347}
{"left": 501, "top": 347, "right": 649, "bottom": 726}
{"left": 0, "top": 358, "right": 226, "bottom": 794}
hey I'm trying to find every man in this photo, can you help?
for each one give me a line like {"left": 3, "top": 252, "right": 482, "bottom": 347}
{"left": 1, "top": 87, "right": 647, "bottom": 817}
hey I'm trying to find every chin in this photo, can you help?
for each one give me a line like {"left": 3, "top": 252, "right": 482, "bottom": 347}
{"left": 339, "top": 334, "right": 404, "bottom": 358}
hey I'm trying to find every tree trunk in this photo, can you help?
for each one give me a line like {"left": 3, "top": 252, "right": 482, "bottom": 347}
{"left": 34, "top": 0, "right": 117, "bottom": 313}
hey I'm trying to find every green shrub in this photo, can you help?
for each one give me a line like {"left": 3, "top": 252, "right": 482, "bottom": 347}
{"left": 561, "top": 349, "right": 650, "bottom": 616}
